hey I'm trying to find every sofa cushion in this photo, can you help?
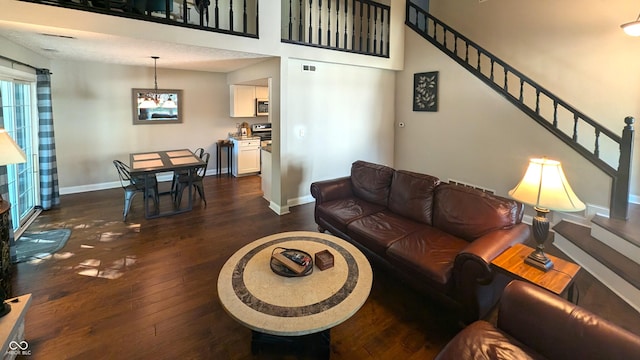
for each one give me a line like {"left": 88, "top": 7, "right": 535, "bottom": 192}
{"left": 435, "top": 320, "right": 544, "bottom": 360}
{"left": 388, "top": 170, "right": 440, "bottom": 225}
{"left": 347, "top": 211, "right": 424, "bottom": 256}
{"left": 433, "top": 184, "right": 523, "bottom": 242}
{"left": 386, "top": 227, "right": 469, "bottom": 289}
{"left": 316, "top": 197, "right": 386, "bottom": 233}
{"left": 350, "top": 160, "right": 395, "bottom": 207}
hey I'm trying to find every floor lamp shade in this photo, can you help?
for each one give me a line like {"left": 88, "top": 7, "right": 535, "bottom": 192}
{"left": 0, "top": 129, "right": 27, "bottom": 167}
{"left": 509, "top": 158, "right": 585, "bottom": 270}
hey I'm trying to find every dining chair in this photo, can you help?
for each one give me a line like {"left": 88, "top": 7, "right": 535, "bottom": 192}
{"left": 171, "top": 148, "right": 205, "bottom": 196}
{"left": 174, "top": 152, "right": 210, "bottom": 208}
{"left": 113, "top": 160, "right": 159, "bottom": 221}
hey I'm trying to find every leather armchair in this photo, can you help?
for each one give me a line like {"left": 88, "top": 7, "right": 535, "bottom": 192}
{"left": 436, "top": 280, "right": 640, "bottom": 360}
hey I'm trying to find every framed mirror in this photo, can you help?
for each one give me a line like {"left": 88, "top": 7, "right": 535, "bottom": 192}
{"left": 132, "top": 88, "right": 183, "bottom": 125}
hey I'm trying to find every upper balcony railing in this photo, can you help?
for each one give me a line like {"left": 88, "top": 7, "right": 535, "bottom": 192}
{"left": 20, "top": 0, "right": 391, "bottom": 57}
{"left": 281, "top": 0, "right": 391, "bottom": 58}
{"left": 20, "top": 0, "right": 259, "bottom": 38}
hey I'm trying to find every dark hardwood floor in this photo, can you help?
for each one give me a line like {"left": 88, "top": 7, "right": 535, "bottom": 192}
{"left": 10, "top": 175, "right": 640, "bottom": 359}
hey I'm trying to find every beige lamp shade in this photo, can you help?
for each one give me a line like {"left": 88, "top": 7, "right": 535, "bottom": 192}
{"left": 0, "top": 129, "right": 27, "bottom": 166}
{"left": 509, "top": 158, "right": 585, "bottom": 212}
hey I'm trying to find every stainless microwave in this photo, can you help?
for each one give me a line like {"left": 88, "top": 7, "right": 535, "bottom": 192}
{"left": 256, "top": 99, "right": 269, "bottom": 116}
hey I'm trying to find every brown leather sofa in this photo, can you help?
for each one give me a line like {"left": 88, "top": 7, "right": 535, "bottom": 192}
{"left": 310, "top": 160, "right": 531, "bottom": 323}
{"left": 436, "top": 280, "right": 640, "bottom": 359}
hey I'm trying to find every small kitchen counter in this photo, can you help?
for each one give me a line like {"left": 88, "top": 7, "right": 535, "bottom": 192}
{"left": 230, "top": 135, "right": 261, "bottom": 141}
{"left": 230, "top": 137, "right": 261, "bottom": 177}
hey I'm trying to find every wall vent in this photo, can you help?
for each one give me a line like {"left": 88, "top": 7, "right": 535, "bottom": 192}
{"left": 448, "top": 179, "right": 495, "bottom": 194}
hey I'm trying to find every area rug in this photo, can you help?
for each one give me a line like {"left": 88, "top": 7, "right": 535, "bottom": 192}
{"left": 14, "top": 229, "right": 72, "bottom": 263}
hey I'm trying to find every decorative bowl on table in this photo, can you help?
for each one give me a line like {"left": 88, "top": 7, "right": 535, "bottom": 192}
{"left": 270, "top": 248, "right": 314, "bottom": 277}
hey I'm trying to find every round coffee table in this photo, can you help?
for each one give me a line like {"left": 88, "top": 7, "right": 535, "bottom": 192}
{"left": 217, "top": 231, "right": 373, "bottom": 357}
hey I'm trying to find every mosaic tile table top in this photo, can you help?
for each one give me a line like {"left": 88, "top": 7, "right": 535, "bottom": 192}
{"left": 217, "top": 231, "right": 373, "bottom": 336}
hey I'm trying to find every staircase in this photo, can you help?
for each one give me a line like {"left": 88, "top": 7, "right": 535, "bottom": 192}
{"left": 405, "top": 3, "right": 634, "bottom": 221}
{"left": 553, "top": 206, "right": 640, "bottom": 313}
{"left": 404, "top": 3, "right": 640, "bottom": 313}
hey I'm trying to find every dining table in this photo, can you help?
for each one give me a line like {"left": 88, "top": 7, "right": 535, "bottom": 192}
{"left": 129, "top": 149, "right": 206, "bottom": 219}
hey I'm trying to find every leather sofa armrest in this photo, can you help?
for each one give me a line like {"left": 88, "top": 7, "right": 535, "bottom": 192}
{"left": 455, "top": 223, "right": 531, "bottom": 283}
{"left": 499, "top": 280, "right": 640, "bottom": 360}
{"left": 453, "top": 223, "right": 530, "bottom": 322}
{"left": 310, "top": 176, "right": 353, "bottom": 204}
{"left": 459, "top": 223, "right": 531, "bottom": 266}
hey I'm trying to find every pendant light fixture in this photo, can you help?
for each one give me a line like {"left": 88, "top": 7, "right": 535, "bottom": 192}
{"left": 139, "top": 56, "right": 161, "bottom": 108}
{"left": 621, "top": 12, "right": 640, "bottom": 36}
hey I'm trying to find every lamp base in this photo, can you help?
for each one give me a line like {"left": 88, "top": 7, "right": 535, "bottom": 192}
{"left": 525, "top": 249, "right": 554, "bottom": 271}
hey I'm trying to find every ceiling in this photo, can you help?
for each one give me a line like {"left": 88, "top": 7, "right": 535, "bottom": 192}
{"left": 0, "top": 21, "right": 273, "bottom": 73}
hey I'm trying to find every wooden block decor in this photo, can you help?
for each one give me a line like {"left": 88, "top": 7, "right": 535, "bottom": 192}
{"left": 315, "top": 250, "right": 334, "bottom": 271}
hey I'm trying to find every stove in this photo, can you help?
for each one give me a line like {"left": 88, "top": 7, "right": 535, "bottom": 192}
{"left": 251, "top": 123, "right": 272, "bottom": 147}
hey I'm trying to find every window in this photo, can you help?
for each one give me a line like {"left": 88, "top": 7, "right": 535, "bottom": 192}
{"left": 0, "top": 79, "right": 39, "bottom": 234}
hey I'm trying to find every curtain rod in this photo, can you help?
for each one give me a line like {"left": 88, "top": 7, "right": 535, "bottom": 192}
{"left": 0, "top": 54, "right": 38, "bottom": 71}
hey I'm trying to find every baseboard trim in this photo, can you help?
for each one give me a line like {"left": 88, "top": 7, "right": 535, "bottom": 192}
{"left": 269, "top": 201, "right": 290, "bottom": 215}
{"left": 287, "top": 195, "right": 314, "bottom": 207}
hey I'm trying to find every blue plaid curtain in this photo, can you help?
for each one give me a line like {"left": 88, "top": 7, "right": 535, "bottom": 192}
{"left": 36, "top": 69, "right": 60, "bottom": 209}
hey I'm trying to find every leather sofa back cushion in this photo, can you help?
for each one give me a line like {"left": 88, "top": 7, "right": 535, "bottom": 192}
{"left": 350, "top": 161, "right": 395, "bottom": 207}
{"left": 433, "top": 184, "right": 523, "bottom": 241}
{"left": 388, "top": 170, "right": 440, "bottom": 225}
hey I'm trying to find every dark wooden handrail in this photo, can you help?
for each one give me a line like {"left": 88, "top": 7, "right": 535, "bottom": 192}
{"left": 406, "top": 2, "right": 634, "bottom": 220}
{"left": 19, "top": 0, "right": 259, "bottom": 38}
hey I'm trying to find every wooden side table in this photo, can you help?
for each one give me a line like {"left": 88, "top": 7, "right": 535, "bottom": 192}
{"left": 491, "top": 243, "right": 581, "bottom": 302}
{"left": 0, "top": 294, "right": 32, "bottom": 360}
{"left": 216, "top": 140, "right": 233, "bottom": 177}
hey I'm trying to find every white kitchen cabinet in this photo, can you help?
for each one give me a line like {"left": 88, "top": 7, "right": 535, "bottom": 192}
{"left": 255, "top": 86, "right": 268, "bottom": 99}
{"left": 230, "top": 85, "right": 255, "bottom": 117}
{"left": 231, "top": 138, "right": 261, "bottom": 176}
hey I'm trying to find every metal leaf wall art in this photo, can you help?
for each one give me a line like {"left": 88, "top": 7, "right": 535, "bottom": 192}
{"left": 413, "top": 71, "right": 439, "bottom": 112}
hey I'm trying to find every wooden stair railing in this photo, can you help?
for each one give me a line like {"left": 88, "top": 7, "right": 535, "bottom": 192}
{"left": 282, "top": 0, "right": 391, "bottom": 58}
{"left": 19, "top": 0, "right": 259, "bottom": 38}
{"left": 406, "top": 3, "right": 635, "bottom": 220}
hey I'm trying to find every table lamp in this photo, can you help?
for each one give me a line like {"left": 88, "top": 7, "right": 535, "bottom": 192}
{"left": 0, "top": 129, "right": 27, "bottom": 202}
{"left": 0, "top": 128, "right": 26, "bottom": 317}
{"left": 509, "top": 158, "right": 585, "bottom": 271}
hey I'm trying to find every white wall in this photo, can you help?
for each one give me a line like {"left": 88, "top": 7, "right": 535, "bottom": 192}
{"left": 427, "top": 0, "right": 640, "bottom": 202}
{"left": 285, "top": 58, "right": 396, "bottom": 205}
{"left": 50, "top": 60, "right": 237, "bottom": 192}
{"left": 395, "top": 30, "right": 611, "bottom": 210}
{"left": 227, "top": 57, "right": 395, "bottom": 213}
{"left": 0, "top": 36, "right": 50, "bottom": 71}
